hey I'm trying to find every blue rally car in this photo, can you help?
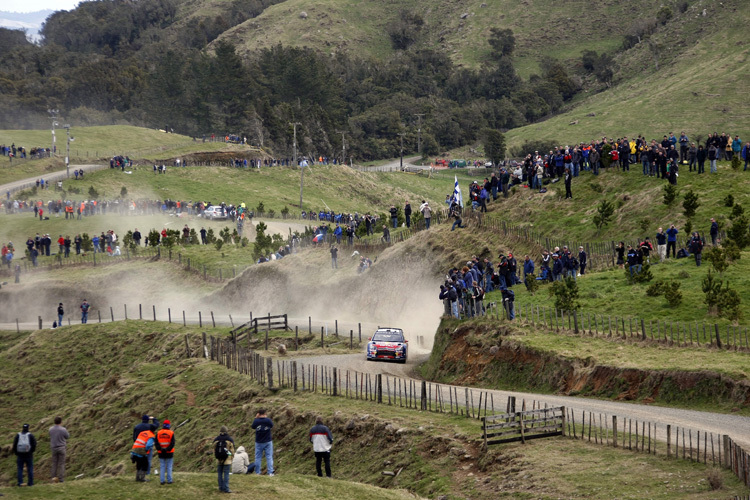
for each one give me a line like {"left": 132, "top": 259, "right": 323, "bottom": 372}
{"left": 366, "top": 328, "right": 408, "bottom": 363}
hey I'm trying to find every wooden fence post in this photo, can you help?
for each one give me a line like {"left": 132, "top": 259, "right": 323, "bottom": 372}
{"left": 184, "top": 335, "right": 191, "bottom": 358}
{"left": 667, "top": 424, "right": 671, "bottom": 458}
{"left": 38, "top": 316, "right": 42, "bottom": 330}
{"left": 211, "top": 311, "right": 216, "bottom": 328}
{"left": 110, "top": 307, "right": 114, "bottom": 322}
{"left": 266, "top": 358, "right": 273, "bottom": 388}
{"left": 612, "top": 416, "right": 618, "bottom": 447}
{"left": 183, "top": 310, "right": 186, "bottom": 326}
{"left": 377, "top": 374, "right": 382, "bottom": 403}
{"left": 139, "top": 303, "right": 142, "bottom": 319}
{"left": 295, "top": 326, "right": 299, "bottom": 351}
{"left": 292, "top": 361, "right": 298, "bottom": 392}
{"left": 321, "top": 327, "right": 324, "bottom": 348}
{"left": 124, "top": 304, "right": 127, "bottom": 320}
{"left": 168, "top": 308, "right": 171, "bottom": 323}
{"left": 715, "top": 324, "right": 723, "bottom": 349}
{"left": 153, "top": 304, "right": 156, "bottom": 321}
{"left": 333, "top": 368, "right": 338, "bottom": 396}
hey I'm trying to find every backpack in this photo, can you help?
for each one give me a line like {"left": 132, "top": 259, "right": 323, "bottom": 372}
{"left": 215, "top": 438, "right": 230, "bottom": 461}
{"left": 17, "top": 432, "right": 31, "bottom": 453}
{"left": 448, "top": 288, "right": 458, "bottom": 301}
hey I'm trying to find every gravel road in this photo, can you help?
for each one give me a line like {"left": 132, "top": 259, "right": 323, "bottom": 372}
{"left": 1, "top": 164, "right": 106, "bottom": 195}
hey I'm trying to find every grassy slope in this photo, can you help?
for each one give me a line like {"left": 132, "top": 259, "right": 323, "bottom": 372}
{"left": 12, "top": 163, "right": 468, "bottom": 215}
{"left": 505, "top": 0, "right": 750, "bottom": 149}
{"left": 482, "top": 164, "right": 750, "bottom": 243}
{"left": 486, "top": 255, "right": 750, "bottom": 330}
{"left": 4, "top": 473, "right": 419, "bottom": 500}
{"left": 0, "top": 125, "right": 244, "bottom": 184}
{"left": 0, "top": 323, "right": 746, "bottom": 499}
{"left": 215, "top": 0, "right": 659, "bottom": 76}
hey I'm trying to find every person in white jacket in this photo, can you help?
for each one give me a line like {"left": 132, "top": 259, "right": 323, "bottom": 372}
{"left": 231, "top": 446, "right": 255, "bottom": 474}
{"left": 309, "top": 417, "right": 334, "bottom": 477}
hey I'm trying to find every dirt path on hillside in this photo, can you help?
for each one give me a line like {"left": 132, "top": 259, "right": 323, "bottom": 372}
{"left": 0, "top": 164, "right": 106, "bottom": 195}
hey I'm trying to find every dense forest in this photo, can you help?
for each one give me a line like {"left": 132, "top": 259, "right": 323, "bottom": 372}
{"left": 0, "top": 0, "right": 591, "bottom": 160}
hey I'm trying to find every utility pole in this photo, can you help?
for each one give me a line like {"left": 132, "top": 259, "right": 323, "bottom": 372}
{"left": 336, "top": 130, "right": 346, "bottom": 165}
{"left": 398, "top": 132, "right": 406, "bottom": 171}
{"left": 64, "top": 124, "right": 72, "bottom": 178}
{"left": 291, "top": 122, "right": 303, "bottom": 208}
{"left": 414, "top": 113, "right": 424, "bottom": 156}
{"left": 48, "top": 109, "right": 59, "bottom": 157}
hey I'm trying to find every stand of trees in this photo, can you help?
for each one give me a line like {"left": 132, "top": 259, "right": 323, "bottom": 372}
{"left": 0, "top": 0, "right": 584, "bottom": 160}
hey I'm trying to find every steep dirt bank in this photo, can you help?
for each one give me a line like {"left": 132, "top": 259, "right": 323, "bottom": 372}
{"left": 422, "top": 321, "right": 750, "bottom": 409}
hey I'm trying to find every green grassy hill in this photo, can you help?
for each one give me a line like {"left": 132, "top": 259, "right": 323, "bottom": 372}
{"left": 1, "top": 323, "right": 747, "bottom": 498}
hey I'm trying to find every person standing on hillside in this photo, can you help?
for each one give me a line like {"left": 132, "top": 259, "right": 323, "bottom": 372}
{"left": 420, "top": 201, "right": 431, "bottom": 229}
{"left": 710, "top": 218, "right": 719, "bottom": 246}
{"left": 330, "top": 245, "right": 338, "bottom": 269}
{"left": 309, "top": 416, "right": 333, "bottom": 478}
{"left": 57, "top": 303, "right": 64, "bottom": 326}
{"left": 133, "top": 228, "right": 141, "bottom": 246}
{"left": 656, "top": 227, "right": 667, "bottom": 262}
{"left": 80, "top": 299, "right": 90, "bottom": 324}
{"left": 404, "top": 201, "right": 412, "bottom": 228}
{"left": 131, "top": 423, "right": 156, "bottom": 482}
{"left": 252, "top": 409, "right": 274, "bottom": 476}
{"left": 666, "top": 224, "right": 679, "bottom": 259}
{"left": 155, "top": 419, "right": 175, "bottom": 485}
{"left": 564, "top": 167, "right": 573, "bottom": 199}
{"left": 689, "top": 232, "right": 704, "bottom": 267}
{"left": 14, "top": 423, "right": 37, "bottom": 487}
{"left": 578, "top": 246, "right": 587, "bottom": 276}
{"left": 49, "top": 417, "right": 69, "bottom": 483}
{"left": 200, "top": 227, "right": 207, "bottom": 245}
{"left": 389, "top": 205, "right": 398, "bottom": 228}
{"left": 133, "top": 415, "right": 159, "bottom": 476}
{"left": 214, "top": 426, "right": 235, "bottom": 493}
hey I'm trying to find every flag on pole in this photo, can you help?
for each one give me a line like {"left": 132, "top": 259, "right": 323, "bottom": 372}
{"left": 452, "top": 175, "right": 463, "bottom": 208}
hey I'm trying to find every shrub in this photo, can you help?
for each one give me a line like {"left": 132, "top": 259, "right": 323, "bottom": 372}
{"left": 722, "top": 239, "right": 741, "bottom": 261}
{"left": 589, "top": 182, "right": 603, "bottom": 193}
{"left": 684, "top": 219, "right": 692, "bottom": 238}
{"left": 664, "top": 281, "right": 682, "bottom": 307}
{"left": 120, "top": 186, "right": 128, "bottom": 197}
{"left": 280, "top": 206, "right": 290, "bottom": 219}
{"left": 662, "top": 184, "right": 678, "bottom": 206}
{"left": 80, "top": 233, "right": 94, "bottom": 252}
{"left": 723, "top": 194, "right": 734, "bottom": 207}
{"left": 646, "top": 280, "right": 666, "bottom": 297}
{"left": 189, "top": 228, "right": 198, "bottom": 245}
{"left": 88, "top": 186, "right": 99, "bottom": 199}
{"left": 726, "top": 214, "right": 749, "bottom": 249}
{"left": 731, "top": 156, "right": 741, "bottom": 171}
{"left": 682, "top": 190, "right": 700, "bottom": 218}
{"left": 717, "top": 283, "right": 742, "bottom": 321}
{"left": 593, "top": 199, "right": 615, "bottom": 233}
{"left": 729, "top": 203, "right": 744, "bottom": 220}
{"left": 205, "top": 228, "right": 217, "bottom": 244}
{"left": 215, "top": 239, "right": 224, "bottom": 251}
{"left": 639, "top": 217, "right": 650, "bottom": 234}
{"left": 123, "top": 230, "right": 136, "bottom": 250}
{"left": 256, "top": 201, "right": 265, "bottom": 215}
{"left": 147, "top": 229, "right": 161, "bottom": 247}
{"left": 241, "top": 237, "right": 249, "bottom": 247}
{"left": 525, "top": 273, "right": 540, "bottom": 295}
{"left": 548, "top": 277, "right": 580, "bottom": 312}
{"left": 677, "top": 270, "right": 690, "bottom": 279}
{"left": 703, "top": 246, "right": 729, "bottom": 274}
{"left": 702, "top": 270, "right": 722, "bottom": 314}
{"left": 267, "top": 209, "right": 276, "bottom": 218}
{"left": 219, "top": 227, "right": 231, "bottom": 243}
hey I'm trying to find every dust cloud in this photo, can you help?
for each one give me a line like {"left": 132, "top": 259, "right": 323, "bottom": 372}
{"left": 210, "top": 234, "right": 445, "bottom": 351}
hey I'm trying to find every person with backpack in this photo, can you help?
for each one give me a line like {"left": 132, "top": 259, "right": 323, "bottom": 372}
{"left": 214, "top": 426, "right": 235, "bottom": 493}
{"left": 689, "top": 232, "right": 704, "bottom": 267}
{"left": 14, "top": 424, "right": 37, "bottom": 487}
{"left": 309, "top": 416, "right": 334, "bottom": 477}
{"left": 80, "top": 299, "right": 90, "bottom": 324}
{"left": 252, "top": 409, "right": 274, "bottom": 476}
{"left": 447, "top": 283, "right": 459, "bottom": 318}
{"left": 131, "top": 423, "right": 156, "bottom": 482}
{"left": 500, "top": 287, "right": 515, "bottom": 320}
{"left": 155, "top": 420, "right": 175, "bottom": 485}
{"left": 49, "top": 416, "right": 69, "bottom": 483}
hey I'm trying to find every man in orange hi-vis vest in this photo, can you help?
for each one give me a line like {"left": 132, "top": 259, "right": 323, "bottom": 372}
{"left": 130, "top": 424, "right": 156, "bottom": 482}
{"left": 155, "top": 420, "right": 175, "bottom": 485}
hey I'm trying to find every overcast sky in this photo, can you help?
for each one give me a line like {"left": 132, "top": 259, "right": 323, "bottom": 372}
{"left": 2, "top": 0, "right": 81, "bottom": 13}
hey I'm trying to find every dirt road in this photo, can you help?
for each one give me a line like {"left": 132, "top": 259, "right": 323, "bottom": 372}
{"left": 1, "top": 164, "right": 107, "bottom": 195}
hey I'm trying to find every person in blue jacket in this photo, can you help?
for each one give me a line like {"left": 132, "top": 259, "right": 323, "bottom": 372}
{"left": 666, "top": 224, "right": 679, "bottom": 259}
{"left": 523, "top": 255, "right": 535, "bottom": 290}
